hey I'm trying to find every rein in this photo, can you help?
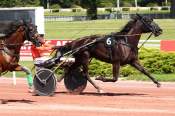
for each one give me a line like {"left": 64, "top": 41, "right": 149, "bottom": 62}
{"left": 138, "top": 32, "right": 153, "bottom": 49}
{"left": 63, "top": 39, "right": 98, "bottom": 56}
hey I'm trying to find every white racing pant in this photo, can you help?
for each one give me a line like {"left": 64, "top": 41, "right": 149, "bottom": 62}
{"left": 34, "top": 56, "right": 51, "bottom": 65}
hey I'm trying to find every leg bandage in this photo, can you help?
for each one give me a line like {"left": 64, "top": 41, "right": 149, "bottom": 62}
{"left": 21, "top": 66, "right": 33, "bottom": 87}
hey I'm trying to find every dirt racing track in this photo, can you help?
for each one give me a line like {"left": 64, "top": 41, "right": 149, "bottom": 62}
{"left": 0, "top": 77, "right": 175, "bottom": 116}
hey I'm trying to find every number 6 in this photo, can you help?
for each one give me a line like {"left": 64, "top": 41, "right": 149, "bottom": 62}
{"left": 106, "top": 37, "right": 112, "bottom": 45}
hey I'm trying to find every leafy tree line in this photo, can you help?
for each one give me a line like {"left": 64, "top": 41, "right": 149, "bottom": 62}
{"left": 48, "top": 0, "right": 170, "bottom": 8}
{"left": 0, "top": 0, "right": 40, "bottom": 7}
{"left": 0, "top": 0, "right": 171, "bottom": 8}
{"left": 0, "top": 0, "right": 174, "bottom": 19}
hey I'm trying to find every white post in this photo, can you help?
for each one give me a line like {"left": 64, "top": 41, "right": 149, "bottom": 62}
{"left": 135, "top": 0, "right": 138, "bottom": 8}
{"left": 12, "top": 71, "right": 16, "bottom": 85}
{"left": 117, "top": 0, "right": 120, "bottom": 10}
{"left": 47, "top": 0, "right": 50, "bottom": 9}
{"left": 165, "top": 0, "right": 168, "bottom": 6}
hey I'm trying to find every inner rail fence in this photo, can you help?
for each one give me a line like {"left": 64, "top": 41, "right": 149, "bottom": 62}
{"left": 45, "top": 13, "right": 171, "bottom": 22}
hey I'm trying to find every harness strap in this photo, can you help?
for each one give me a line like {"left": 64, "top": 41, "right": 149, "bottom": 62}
{"left": 2, "top": 47, "right": 19, "bottom": 65}
{"left": 116, "top": 39, "right": 133, "bottom": 49}
{"left": 124, "top": 36, "right": 128, "bottom": 43}
{"left": 3, "top": 47, "right": 19, "bottom": 57}
{"left": 107, "top": 46, "right": 113, "bottom": 61}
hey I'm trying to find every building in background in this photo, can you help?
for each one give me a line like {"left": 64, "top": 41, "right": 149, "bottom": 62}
{"left": 0, "top": 7, "right": 45, "bottom": 35}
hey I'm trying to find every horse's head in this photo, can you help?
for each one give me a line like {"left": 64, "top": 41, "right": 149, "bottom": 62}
{"left": 134, "top": 14, "right": 162, "bottom": 37}
{"left": 22, "top": 21, "right": 42, "bottom": 47}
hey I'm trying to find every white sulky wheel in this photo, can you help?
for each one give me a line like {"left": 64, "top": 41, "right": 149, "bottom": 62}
{"left": 33, "top": 68, "right": 57, "bottom": 96}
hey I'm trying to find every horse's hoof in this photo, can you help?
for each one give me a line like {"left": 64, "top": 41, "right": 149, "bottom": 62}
{"left": 156, "top": 83, "right": 161, "bottom": 88}
{"left": 97, "top": 89, "right": 104, "bottom": 93}
{"left": 95, "top": 76, "right": 103, "bottom": 81}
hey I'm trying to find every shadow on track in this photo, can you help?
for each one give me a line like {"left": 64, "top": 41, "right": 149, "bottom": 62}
{"left": 56, "top": 91, "right": 147, "bottom": 96}
{"left": 0, "top": 99, "right": 35, "bottom": 104}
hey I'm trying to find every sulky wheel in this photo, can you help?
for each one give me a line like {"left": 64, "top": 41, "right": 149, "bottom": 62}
{"left": 64, "top": 68, "right": 87, "bottom": 94}
{"left": 33, "top": 68, "right": 57, "bottom": 96}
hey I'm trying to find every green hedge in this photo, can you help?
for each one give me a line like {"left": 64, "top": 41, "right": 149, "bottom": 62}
{"left": 139, "top": 48, "right": 175, "bottom": 74}
{"left": 88, "top": 48, "right": 175, "bottom": 77}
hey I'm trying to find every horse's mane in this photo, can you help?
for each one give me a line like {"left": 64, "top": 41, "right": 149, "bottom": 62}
{"left": 120, "top": 19, "right": 136, "bottom": 33}
{"left": 0, "top": 20, "right": 23, "bottom": 37}
{"left": 110, "top": 17, "right": 137, "bottom": 37}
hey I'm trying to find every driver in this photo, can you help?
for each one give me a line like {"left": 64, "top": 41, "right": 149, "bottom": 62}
{"left": 31, "top": 37, "right": 61, "bottom": 69}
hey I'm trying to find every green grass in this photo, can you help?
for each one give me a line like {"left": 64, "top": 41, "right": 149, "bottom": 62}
{"left": 45, "top": 11, "right": 87, "bottom": 16}
{"left": 45, "top": 19, "right": 175, "bottom": 40}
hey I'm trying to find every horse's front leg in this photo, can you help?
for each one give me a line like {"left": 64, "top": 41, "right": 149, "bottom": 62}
{"left": 14, "top": 65, "right": 33, "bottom": 90}
{"left": 96, "top": 62, "right": 120, "bottom": 82}
{"left": 131, "top": 60, "right": 161, "bottom": 87}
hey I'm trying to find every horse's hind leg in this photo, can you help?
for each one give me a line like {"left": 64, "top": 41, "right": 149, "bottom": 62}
{"left": 96, "top": 62, "right": 120, "bottom": 82}
{"left": 84, "top": 68, "right": 104, "bottom": 93}
{"left": 131, "top": 61, "right": 161, "bottom": 87}
{"left": 83, "top": 64, "right": 104, "bottom": 93}
{"left": 82, "top": 52, "right": 103, "bottom": 93}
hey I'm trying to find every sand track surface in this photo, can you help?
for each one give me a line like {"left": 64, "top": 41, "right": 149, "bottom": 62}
{"left": 0, "top": 77, "right": 175, "bottom": 116}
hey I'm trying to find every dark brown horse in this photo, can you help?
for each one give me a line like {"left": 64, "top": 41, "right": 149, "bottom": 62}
{"left": 56, "top": 14, "right": 162, "bottom": 92}
{"left": 0, "top": 20, "right": 42, "bottom": 77}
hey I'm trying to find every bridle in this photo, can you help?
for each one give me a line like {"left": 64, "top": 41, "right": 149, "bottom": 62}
{"left": 116, "top": 15, "right": 157, "bottom": 50}
{"left": 136, "top": 15, "right": 156, "bottom": 49}
{"left": 137, "top": 14, "right": 158, "bottom": 36}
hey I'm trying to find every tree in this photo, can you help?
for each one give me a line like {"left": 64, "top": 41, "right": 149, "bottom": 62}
{"left": 97, "top": 0, "right": 114, "bottom": 7}
{"left": 0, "top": 0, "right": 40, "bottom": 7}
{"left": 0, "top": 0, "right": 17, "bottom": 7}
{"left": 170, "top": 0, "right": 175, "bottom": 18}
{"left": 57, "top": 0, "right": 74, "bottom": 8}
{"left": 81, "top": 0, "right": 97, "bottom": 20}
{"left": 19, "top": 0, "right": 40, "bottom": 6}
